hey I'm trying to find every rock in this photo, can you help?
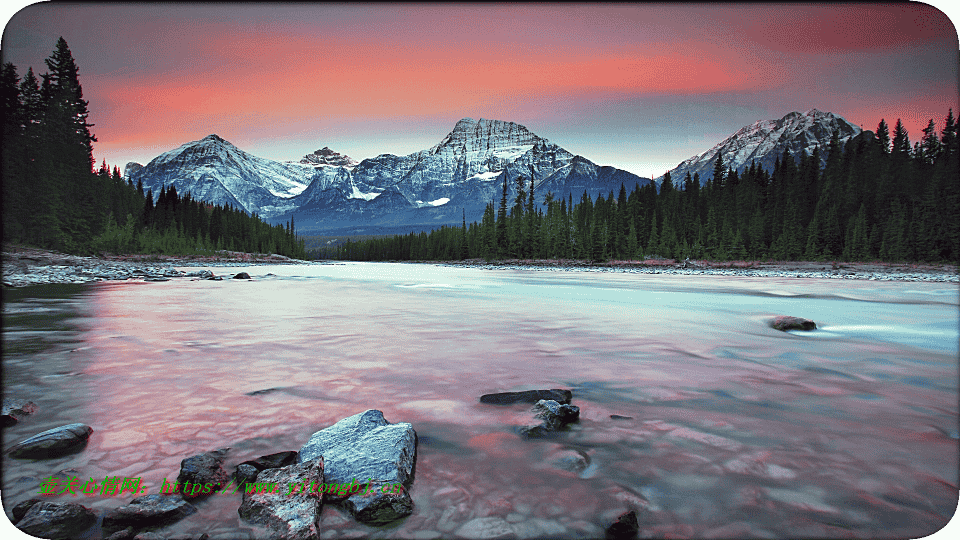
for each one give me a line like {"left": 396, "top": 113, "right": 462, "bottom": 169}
{"left": 105, "top": 527, "right": 136, "bottom": 540}
{"left": 547, "top": 447, "right": 590, "bottom": 474}
{"left": 176, "top": 448, "right": 231, "bottom": 499}
{"left": 299, "top": 410, "right": 416, "bottom": 499}
{"left": 232, "top": 272, "right": 251, "bottom": 279}
{"left": 480, "top": 389, "right": 572, "bottom": 405}
{"left": 519, "top": 399, "right": 580, "bottom": 437}
{"left": 15, "top": 501, "right": 97, "bottom": 538}
{"left": 245, "top": 451, "right": 299, "bottom": 470}
{"left": 238, "top": 457, "right": 324, "bottom": 540}
{"left": 133, "top": 532, "right": 167, "bottom": 540}
{"left": 610, "top": 415, "right": 633, "bottom": 420}
{"left": 8, "top": 423, "right": 93, "bottom": 458}
{"left": 11, "top": 498, "right": 42, "bottom": 524}
{"left": 771, "top": 316, "right": 816, "bottom": 331}
{"left": 342, "top": 482, "right": 414, "bottom": 525}
{"left": 455, "top": 516, "right": 518, "bottom": 540}
{"left": 235, "top": 463, "right": 260, "bottom": 487}
{"left": 235, "top": 450, "right": 299, "bottom": 487}
{"left": 1, "top": 398, "right": 37, "bottom": 427}
{"left": 605, "top": 509, "right": 639, "bottom": 540}
{"left": 102, "top": 494, "right": 198, "bottom": 533}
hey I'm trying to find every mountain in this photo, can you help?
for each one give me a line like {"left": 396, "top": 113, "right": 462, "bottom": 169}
{"left": 127, "top": 119, "right": 652, "bottom": 235}
{"left": 295, "top": 147, "right": 358, "bottom": 168}
{"left": 125, "top": 134, "right": 316, "bottom": 218}
{"left": 658, "top": 109, "right": 861, "bottom": 185}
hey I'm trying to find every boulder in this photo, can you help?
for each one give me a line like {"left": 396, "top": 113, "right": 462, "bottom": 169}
{"left": 605, "top": 509, "right": 639, "bottom": 539}
{"left": 1, "top": 398, "right": 37, "bottom": 427}
{"left": 11, "top": 498, "right": 42, "bottom": 524}
{"left": 8, "top": 423, "right": 93, "bottom": 458}
{"left": 232, "top": 272, "right": 251, "bottom": 279}
{"left": 235, "top": 451, "right": 299, "bottom": 488}
{"left": 342, "top": 482, "right": 414, "bottom": 525}
{"left": 177, "top": 448, "right": 231, "bottom": 499}
{"left": 15, "top": 501, "right": 97, "bottom": 538}
{"left": 519, "top": 400, "right": 580, "bottom": 437}
{"left": 771, "top": 316, "right": 816, "bottom": 331}
{"left": 102, "top": 494, "right": 198, "bottom": 533}
{"left": 298, "top": 410, "right": 416, "bottom": 523}
{"left": 238, "top": 457, "right": 324, "bottom": 540}
{"left": 480, "top": 389, "right": 572, "bottom": 405}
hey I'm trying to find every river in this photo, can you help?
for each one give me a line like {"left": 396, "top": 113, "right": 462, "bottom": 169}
{"left": 2, "top": 262, "right": 957, "bottom": 539}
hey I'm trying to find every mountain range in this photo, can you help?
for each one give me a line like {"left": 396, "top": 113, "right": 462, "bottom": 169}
{"left": 125, "top": 110, "right": 859, "bottom": 235}
{"left": 126, "top": 118, "right": 653, "bottom": 235}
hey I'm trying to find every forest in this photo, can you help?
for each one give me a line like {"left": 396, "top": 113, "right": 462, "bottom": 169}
{"left": 332, "top": 114, "right": 959, "bottom": 264}
{"left": 1, "top": 38, "right": 307, "bottom": 259}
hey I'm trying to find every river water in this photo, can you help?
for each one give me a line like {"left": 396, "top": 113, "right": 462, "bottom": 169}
{"left": 2, "top": 262, "right": 957, "bottom": 539}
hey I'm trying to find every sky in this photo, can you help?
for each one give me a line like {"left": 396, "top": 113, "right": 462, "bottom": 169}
{"left": 1, "top": 2, "right": 958, "bottom": 179}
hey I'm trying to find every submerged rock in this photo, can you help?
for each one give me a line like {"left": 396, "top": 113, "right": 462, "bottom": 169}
{"left": 102, "top": 494, "right": 198, "bottom": 533}
{"left": 232, "top": 272, "right": 251, "bottom": 279}
{"left": 771, "top": 316, "right": 817, "bottom": 331}
{"left": 455, "top": 516, "right": 517, "bottom": 540}
{"left": 605, "top": 509, "right": 640, "bottom": 539}
{"left": 8, "top": 422, "right": 93, "bottom": 458}
{"left": 1, "top": 398, "right": 37, "bottom": 427}
{"left": 15, "top": 501, "right": 97, "bottom": 538}
{"left": 177, "top": 448, "right": 231, "bottom": 499}
{"left": 298, "top": 409, "right": 416, "bottom": 523}
{"left": 480, "top": 389, "right": 572, "bottom": 405}
{"left": 238, "top": 457, "right": 324, "bottom": 539}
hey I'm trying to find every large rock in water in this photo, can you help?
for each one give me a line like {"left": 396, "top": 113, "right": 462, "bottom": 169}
{"left": 177, "top": 448, "right": 231, "bottom": 499}
{"left": 15, "top": 501, "right": 97, "bottom": 538}
{"left": 8, "top": 423, "right": 93, "bottom": 458}
{"left": 235, "top": 451, "right": 299, "bottom": 486}
{"left": 102, "top": 494, "right": 198, "bottom": 533}
{"left": 238, "top": 457, "right": 324, "bottom": 540}
{"left": 771, "top": 316, "right": 817, "bottom": 331}
{"left": 519, "top": 399, "right": 580, "bottom": 438}
{"left": 480, "top": 389, "right": 572, "bottom": 405}
{"left": 298, "top": 410, "right": 416, "bottom": 523}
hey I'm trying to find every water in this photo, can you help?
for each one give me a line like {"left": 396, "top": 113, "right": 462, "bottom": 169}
{"left": 2, "top": 262, "right": 957, "bottom": 538}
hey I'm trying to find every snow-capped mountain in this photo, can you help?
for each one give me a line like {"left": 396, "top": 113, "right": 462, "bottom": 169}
{"left": 283, "top": 118, "right": 652, "bottom": 234}
{"left": 658, "top": 109, "right": 861, "bottom": 185}
{"left": 296, "top": 147, "right": 358, "bottom": 168}
{"left": 127, "top": 119, "right": 652, "bottom": 235}
{"left": 125, "top": 134, "right": 317, "bottom": 218}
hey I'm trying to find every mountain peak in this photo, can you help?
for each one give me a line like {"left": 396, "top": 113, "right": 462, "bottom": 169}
{"left": 431, "top": 117, "right": 545, "bottom": 154}
{"left": 299, "top": 146, "right": 358, "bottom": 168}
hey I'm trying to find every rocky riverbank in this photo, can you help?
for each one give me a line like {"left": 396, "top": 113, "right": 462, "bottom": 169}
{"left": 431, "top": 258, "right": 959, "bottom": 282}
{"left": 1, "top": 245, "right": 309, "bottom": 288}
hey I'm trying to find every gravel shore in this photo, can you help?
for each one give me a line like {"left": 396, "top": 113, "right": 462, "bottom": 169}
{"left": 3, "top": 245, "right": 957, "bottom": 287}
{"left": 430, "top": 258, "right": 959, "bottom": 282}
{"left": 1, "top": 245, "right": 308, "bottom": 288}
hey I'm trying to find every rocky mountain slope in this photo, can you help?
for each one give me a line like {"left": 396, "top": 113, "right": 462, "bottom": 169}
{"left": 658, "top": 109, "right": 861, "bottom": 185}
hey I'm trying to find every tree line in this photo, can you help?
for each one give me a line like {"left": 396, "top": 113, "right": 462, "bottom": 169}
{"left": 1, "top": 37, "right": 306, "bottom": 259}
{"left": 333, "top": 113, "right": 959, "bottom": 264}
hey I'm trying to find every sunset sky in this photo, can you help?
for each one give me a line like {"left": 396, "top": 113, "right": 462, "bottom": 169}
{"left": 1, "top": 2, "right": 957, "bottom": 179}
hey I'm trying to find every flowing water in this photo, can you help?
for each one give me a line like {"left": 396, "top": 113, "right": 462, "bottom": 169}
{"left": 2, "top": 262, "right": 957, "bottom": 539}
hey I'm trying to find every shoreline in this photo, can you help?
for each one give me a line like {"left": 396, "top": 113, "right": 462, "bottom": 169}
{"left": 423, "top": 257, "right": 959, "bottom": 282}
{"left": 3, "top": 244, "right": 957, "bottom": 287}
{"left": 1, "top": 244, "right": 309, "bottom": 288}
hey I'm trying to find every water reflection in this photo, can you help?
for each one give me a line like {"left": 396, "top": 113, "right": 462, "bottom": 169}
{"left": 2, "top": 263, "right": 957, "bottom": 538}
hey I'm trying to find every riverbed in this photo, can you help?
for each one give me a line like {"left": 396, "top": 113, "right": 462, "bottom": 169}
{"left": 2, "top": 262, "right": 957, "bottom": 538}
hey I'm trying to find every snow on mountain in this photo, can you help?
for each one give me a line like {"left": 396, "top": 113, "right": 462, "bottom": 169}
{"left": 126, "top": 119, "right": 652, "bottom": 235}
{"left": 126, "top": 134, "right": 320, "bottom": 218}
{"left": 295, "top": 146, "right": 358, "bottom": 168}
{"left": 658, "top": 109, "right": 862, "bottom": 185}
